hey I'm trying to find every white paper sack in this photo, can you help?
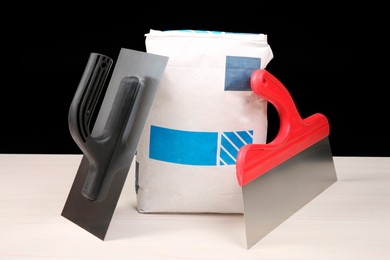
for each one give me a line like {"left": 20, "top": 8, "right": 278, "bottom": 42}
{"left": 135, "top": 29, "right": 273, "bottom": 213}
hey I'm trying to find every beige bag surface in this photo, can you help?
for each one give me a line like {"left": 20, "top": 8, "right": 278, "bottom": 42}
{"left": 135, "top": 29, "right": 273, "bottom": 213}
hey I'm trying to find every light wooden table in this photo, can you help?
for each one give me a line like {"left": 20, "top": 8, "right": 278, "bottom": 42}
{"left": 0, "top": 154, "right": 389, "bottom": 259}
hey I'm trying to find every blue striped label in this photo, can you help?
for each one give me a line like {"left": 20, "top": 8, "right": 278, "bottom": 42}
{"left": 219, "top": 130, "right": 253, "bottom": 165}
{"left": 149, "top": 125, "right": 253, "bottom": 166}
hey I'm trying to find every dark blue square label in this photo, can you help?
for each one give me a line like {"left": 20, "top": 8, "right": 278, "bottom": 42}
{"left": 224, "top": 56, "right": 261, "bottom": 91}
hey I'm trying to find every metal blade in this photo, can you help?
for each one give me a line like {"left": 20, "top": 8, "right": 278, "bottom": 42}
{"left": 242, "top": 137, "right": 337, "bottom": 249}
{"left": 61, "top": 48, "right": 168, "bottom": 240}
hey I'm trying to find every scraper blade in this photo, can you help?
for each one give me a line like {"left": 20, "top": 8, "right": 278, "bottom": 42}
{"left": 236, "top": 69, "right": 338, "bottom": 249}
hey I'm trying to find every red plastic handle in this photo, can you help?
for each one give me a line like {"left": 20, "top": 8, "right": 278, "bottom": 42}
{"left": 236, "top": 69, "right": 330, "bottom": 186}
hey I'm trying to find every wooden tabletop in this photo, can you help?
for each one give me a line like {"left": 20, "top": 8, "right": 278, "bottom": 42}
{"left": 1, "top": 154, "right": 389, "bottom": 259}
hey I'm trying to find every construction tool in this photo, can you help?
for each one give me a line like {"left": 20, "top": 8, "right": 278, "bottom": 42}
{"left": 61, "top": 48, "right": 168, "bottom": 240}
{"left": 236, "top": 69, "right": 338, "bottom": 249}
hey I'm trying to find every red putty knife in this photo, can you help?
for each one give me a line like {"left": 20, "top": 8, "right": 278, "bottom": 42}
{"left": 236, "top": 69, "right": 338, "bottom": 249}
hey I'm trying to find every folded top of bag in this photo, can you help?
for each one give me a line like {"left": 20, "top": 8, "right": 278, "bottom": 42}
{"left": 146, "top": 29, "right": 268, "bottom": 42}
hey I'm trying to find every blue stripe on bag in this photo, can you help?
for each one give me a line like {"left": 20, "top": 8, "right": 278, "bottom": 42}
{"left": 149, "top": 126, "right": 254, "bottom": 166}
{"left": 149, "top": 125, "right": 218, "bottom": 166}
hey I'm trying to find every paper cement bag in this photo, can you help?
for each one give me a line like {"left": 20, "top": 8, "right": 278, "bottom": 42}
{"left": 135, "top": 29, "right": 273, "bottom": 213}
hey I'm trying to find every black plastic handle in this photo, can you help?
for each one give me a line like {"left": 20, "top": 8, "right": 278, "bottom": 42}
{"left": 68, "top": 53, "right": 141, "bottom": 201}
{"left": 68, "top": 53, "right": 113, "bottom": 145}
{"left": 80, "top": 76, "right": 141, "bottom": 201}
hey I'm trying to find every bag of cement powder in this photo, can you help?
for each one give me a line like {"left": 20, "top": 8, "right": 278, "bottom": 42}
{"left": 135, "top": 29, "right": 273, "bottom": 213}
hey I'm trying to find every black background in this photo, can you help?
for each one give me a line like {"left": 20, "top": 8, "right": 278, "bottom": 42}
{"left": 2, "top": 6, "right": 388, "bottom": 156}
